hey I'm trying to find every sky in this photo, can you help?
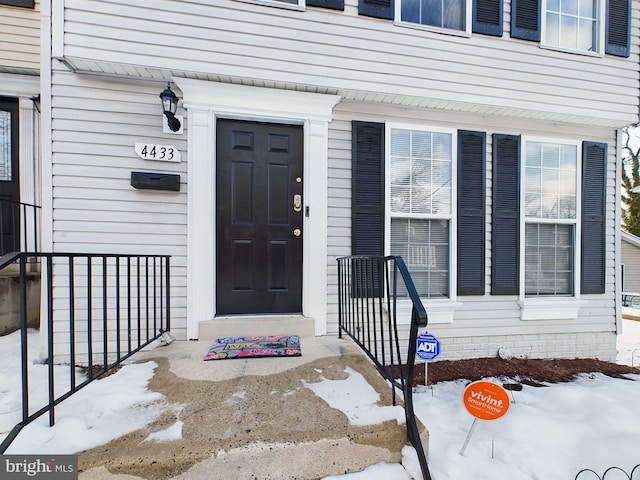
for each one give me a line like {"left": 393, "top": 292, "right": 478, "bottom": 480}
{"left": 1, "top": 315, "right": 640, "bottom": 480}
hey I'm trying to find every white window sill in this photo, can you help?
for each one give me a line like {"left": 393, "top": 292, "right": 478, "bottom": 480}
{"left": 518, "top": 298, "right": 587, "bottom": 321}
{"left": 234, "top": 0, "right": 304, "bottom": 11}
{"left": 539, "top": 43, "right": 603, "bottom": 58}
{"left": 393, "top": 299, "right": 461, "bottom": 325}
{"left": 394, "top": 20, "right": 472, "bottom": 38}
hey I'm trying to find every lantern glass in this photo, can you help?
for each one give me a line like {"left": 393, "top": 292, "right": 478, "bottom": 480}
{"left": 160, "top": 85, "right": 178, "bottom": 115}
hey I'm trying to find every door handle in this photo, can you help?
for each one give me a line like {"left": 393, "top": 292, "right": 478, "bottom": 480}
{"left": 293, "top": 194, "right": 302, "bottom": 212}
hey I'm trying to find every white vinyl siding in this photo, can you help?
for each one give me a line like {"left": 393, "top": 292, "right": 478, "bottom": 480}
{"left": 49, "top": 71, "right": 188, "bottom": 339}
{"left": 621, "top": 232, "right": 640, "bottom": 293}
{"left": 57, "top": 0, "right": 639, "bottom": 127}
{"left": 46, "top": 0, "right": 626, "bottom": 358}
{"left": 0, "top": 0, "right": 40, "bottom": 73}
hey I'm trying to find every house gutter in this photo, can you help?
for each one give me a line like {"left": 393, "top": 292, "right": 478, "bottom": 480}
{"left": 616, "top": 128, "right": 624, "bottom": 335}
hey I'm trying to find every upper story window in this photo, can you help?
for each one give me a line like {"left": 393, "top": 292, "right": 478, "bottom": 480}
{"left": 543, "top": 0, "right": 602, "bottom": 53}
{"left": 397, "top": 0, "right": 472, "bottom": 34}
{"left": 511, "top": 0, "right": 629, "bottom": 56}
{"left": 387, "top": 125, "right": 456, "bottom": 298}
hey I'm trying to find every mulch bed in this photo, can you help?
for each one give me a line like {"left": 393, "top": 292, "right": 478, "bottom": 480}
{"left": 407, "top": 357, "right": 640, "bottom": 387}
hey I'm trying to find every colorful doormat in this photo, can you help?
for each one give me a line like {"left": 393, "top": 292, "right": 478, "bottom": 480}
{"left": 204, "top": 335, "right": 301, "bottom": 361}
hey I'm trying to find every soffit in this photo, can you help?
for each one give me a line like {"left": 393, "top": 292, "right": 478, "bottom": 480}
{"left": 58, "top": 57, "right": 636, "bottom": 129}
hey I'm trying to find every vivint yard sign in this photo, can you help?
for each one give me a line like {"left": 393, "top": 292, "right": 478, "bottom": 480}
{"left": 463, "top": 380, "right": 510, "bottom": 421}
{"left": 459, "top": 381, "right": 511, "bottom": 455}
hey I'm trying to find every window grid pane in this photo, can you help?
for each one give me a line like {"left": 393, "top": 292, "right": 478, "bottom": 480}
{"left": 524, "top": 142, "right": 576, "bottom": 219}
{"left": 390, "top": 128, "right": 452, "bottom": 215}
{"left": 391, "top": 218, "right": 450, "bottom": 298}
{"left": 401, "top": 0, "right": 465, "bottom": 31}
{"left": 525, "top": 224, "right": 574, "bottom": 296}
{"left": 0, "top": 111, "right": 11, "bottom": 182}
{"left": 545, "top": 0, "right": 597, "bottom": 51}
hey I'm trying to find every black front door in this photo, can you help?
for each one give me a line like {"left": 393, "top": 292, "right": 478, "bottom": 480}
{"left": 0, "top": 98, "right": 19, "bottom": 255}
{"left": 216, "top": 119, "right": 303, "bottom": 314}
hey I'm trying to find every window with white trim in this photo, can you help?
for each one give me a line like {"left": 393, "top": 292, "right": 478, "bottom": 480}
{"left": 542, "top": 0, "right": 603, "bottom": 53}
{"left": 387, "top": 125, "right": 455, "bottom": 298}
{"left": 523, "top": 140, "right": 579, "bottom": 296}
{"left": 396, "top": 0, "right": 472, "bottom": 33}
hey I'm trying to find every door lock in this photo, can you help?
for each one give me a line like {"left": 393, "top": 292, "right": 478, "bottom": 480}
{"left": 293, "top": 194, "right": 302, "bottom": 212}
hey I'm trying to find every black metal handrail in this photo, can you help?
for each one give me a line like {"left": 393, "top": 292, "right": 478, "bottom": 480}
{"left": 337, "top": 255, "right": 431, "bottom": 480}
{"left": 0, "top": 251, "right": 171, "bottom": 453}
{"left": 0, "top": 199, "right": 41, "bottom": 255}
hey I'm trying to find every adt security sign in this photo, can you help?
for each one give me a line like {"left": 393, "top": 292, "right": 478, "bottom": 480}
{"left": 416, "top": 333, "right": 441, "bottom": 361}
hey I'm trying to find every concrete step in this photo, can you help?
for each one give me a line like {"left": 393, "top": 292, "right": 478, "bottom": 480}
{"left": 0, "top": 262, "right": 40, "bottom": 276}
{"left": 0, "top": 274, "right": 41, "bottom": 336}
{"left": 199, "top": 315, "right": 315, "bottom": 340}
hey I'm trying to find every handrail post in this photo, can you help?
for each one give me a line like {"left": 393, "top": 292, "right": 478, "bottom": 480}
{"left": 19, "top": 254, "right": 29, "bottom": 423}
{"left": 165, "top": 256, "right": 171, "bottom": 332}
{"left": 46, "top": 255, "right": 55, "bottom": 426}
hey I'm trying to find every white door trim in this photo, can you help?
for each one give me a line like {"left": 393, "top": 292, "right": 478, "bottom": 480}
{"left": 173, "top": 79, "right": 340, "bottom": 339}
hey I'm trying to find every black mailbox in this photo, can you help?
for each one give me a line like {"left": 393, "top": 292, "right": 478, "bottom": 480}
{"left": 130, "top": 172, "right": 180, "bottom": 192}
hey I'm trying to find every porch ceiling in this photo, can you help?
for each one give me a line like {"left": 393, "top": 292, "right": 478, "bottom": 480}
{"left": 57, "top": 56, "right": 634, "bottom": 129}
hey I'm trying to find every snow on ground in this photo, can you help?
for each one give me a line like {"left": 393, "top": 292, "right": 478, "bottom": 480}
{"left": 329, "top": 316, "right": 640, "bottom": 480}
{"left": 1, "top": 318, "right": 640, "bottom": 480}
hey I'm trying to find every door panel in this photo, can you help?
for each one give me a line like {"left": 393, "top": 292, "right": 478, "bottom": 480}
{"left": 0, "top": 98, "right": 20, "bottom": 255}
{"left": 216, "top": 119, "right": 303, "bottom": 314}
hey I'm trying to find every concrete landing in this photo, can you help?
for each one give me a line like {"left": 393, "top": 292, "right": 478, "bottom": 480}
{"left": 77, "top": 335, "right": 424, "bottom": 480}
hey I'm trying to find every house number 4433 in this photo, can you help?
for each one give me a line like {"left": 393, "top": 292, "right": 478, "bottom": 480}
{"left": 134, "top": 143, "right": 181, "bottom": 163}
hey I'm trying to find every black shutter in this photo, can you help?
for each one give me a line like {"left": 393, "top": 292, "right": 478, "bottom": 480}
{"left": 492, "top": 134, "right": 520, "bottom": 295}
{"left": 473, "top": 0, "right": 503, "bottom": 36}
{"left": 458, "top": 130, "right": 486, "bottom": 295}
{"left": 307, "top": 0, "right": 345, "bottom": 10}
{"left": 511, "top": 0, "right": 541, "bottom": 41}
{"left": 581, "top": 142, "right": 607, "bottom": 294}
{"left": 352, "top": 121, "right": 384, "bottom": 257}
{"left": 359, "top": 0, "right": 394, "bottom": 20}
{"left": 606, "top": 0, "right": 631, "bottom": 57}
{"left": 0, "top": 0, "right": 34, "bottom": 7}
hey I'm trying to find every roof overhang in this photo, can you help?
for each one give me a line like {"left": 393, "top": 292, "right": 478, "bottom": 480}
{"left": 56, "top": 56, "right": 638, "bottom": 130}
